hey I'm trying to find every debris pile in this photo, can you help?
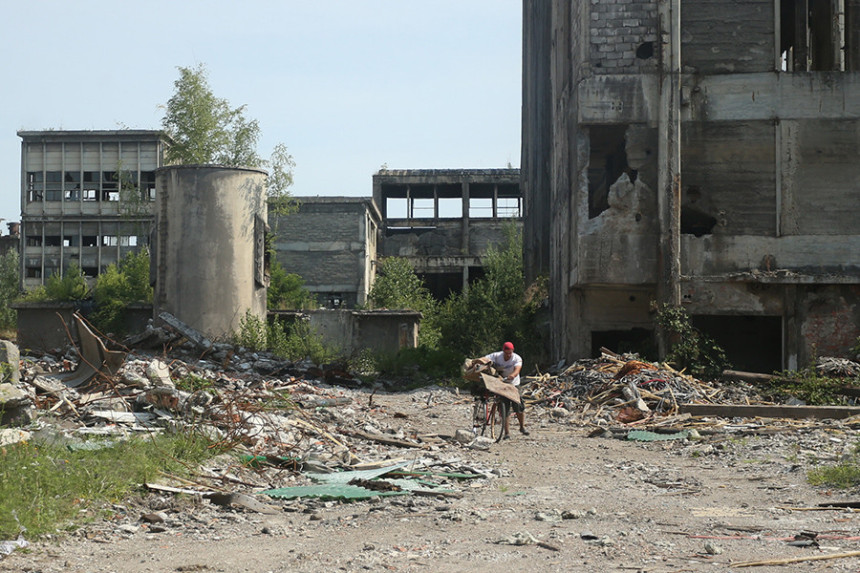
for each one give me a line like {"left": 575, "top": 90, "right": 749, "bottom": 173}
{"left": 521, "top": 351, "right": 770, "bottom": 424}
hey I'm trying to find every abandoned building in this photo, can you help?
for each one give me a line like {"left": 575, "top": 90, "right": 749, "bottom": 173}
{"left": 373, "top": 169, "right": 522, "bottom": 300}
{"left": 521, "top": 1, "right": 860, "bottom": 371}
{"left": 18, "top": 130, "right": 169, "bottom": 290}
{"left": 270, "top": 197, "right": 381, "bottom": 309}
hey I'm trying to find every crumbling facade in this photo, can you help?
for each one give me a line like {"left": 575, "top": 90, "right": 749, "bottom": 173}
{"left": 18, "top": 130, "right": 168, "bottom": 289}
{"left": 522, "top": 1, "right": 860, "bottom": 371}
{"left": 270, "top": 197, "right": 381, "bottom": 308}
{"left": 373, "top": 169, "right": 522, "bottom": 300}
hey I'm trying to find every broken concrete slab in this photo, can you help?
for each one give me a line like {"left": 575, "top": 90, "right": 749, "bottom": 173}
{"left": 0, "top": 340, "right": 19, "bottom": 384}
{"left": 679, "top": 403, "right": 860, "bottom": 420}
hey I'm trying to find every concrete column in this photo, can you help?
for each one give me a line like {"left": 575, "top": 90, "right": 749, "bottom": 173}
{"left": 657, "top": 0, "right": 682, "bottom": 307}
{"left": 657, "top": 0, "right": 683, "bottom": 357}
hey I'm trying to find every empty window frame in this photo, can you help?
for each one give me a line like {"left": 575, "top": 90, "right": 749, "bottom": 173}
{"left": 588, "top": 126, "right": 629, "bottom": 219}
{"left": 102, "top": 171, "right": 119, "bottom": 201}
{"left": 83, "top": 171, "right": 100, "bottom": 201}
{"left": 26, "top": 172, "right": 44, "bottom": 202}
{"left": 45, "top": 171, "right": 62, "bottom": 201}
{"left": 780, "top": 0, "right": 849, "bottom": 71}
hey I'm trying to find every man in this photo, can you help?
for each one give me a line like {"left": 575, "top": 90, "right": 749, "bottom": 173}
{"left": 475, "top": 341, "right": 529, "bottom": 438}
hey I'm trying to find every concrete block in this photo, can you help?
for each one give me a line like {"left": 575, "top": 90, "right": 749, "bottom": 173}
{"left": 0, "top": 340, "right": 19, "bottom": 384}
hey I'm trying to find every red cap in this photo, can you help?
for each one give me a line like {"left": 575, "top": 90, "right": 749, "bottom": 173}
{"left": 503, "top": 341, "right": 514, "bottom": 351}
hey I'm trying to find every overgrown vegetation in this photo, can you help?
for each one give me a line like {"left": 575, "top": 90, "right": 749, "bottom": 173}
{"left": 20, "top": 263, "right": 89, "bottom": 303}
{"left": 0, "top": 250, "right": 19, "bottom": 335}
{"left": 233, "top": 311, "right": 337, "bottom": 365}
{"left": 363, "top": 225, "right": 546, "bottom": 383}
{"left": 90, "top": 249, "right": 154, "bottom": 334}
{"left": 161, "top": 63, "right": 295, "bottom": 213}
{"left": 654, "top": 304, "right": 729, "bottom": 380}
{"left": 0, "top": 432, "right": 218, "bottom": 538}
{"left": 267, "top": 260, "right": 316, "bottom": 310}
{"left": 808, "top": 457, "right": 860, "bottom": 489}
{"left": 770, "top": 360, "right": 850, "bottom": 406}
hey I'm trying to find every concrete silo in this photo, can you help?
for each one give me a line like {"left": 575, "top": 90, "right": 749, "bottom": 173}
{"left": 153, "top": 165, "right": 268, "bottom": 340}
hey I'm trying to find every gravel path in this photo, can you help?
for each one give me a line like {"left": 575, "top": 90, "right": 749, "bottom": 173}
{"left": 4, "top": 387, "right": 860, "bottom": 573}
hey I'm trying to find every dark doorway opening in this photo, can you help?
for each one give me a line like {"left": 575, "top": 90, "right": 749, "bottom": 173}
{"left": 692, "top": 315, "right": 782, "bottom": 373}
{"left": 591, "top": 328, "right": 655, "bottom": 358}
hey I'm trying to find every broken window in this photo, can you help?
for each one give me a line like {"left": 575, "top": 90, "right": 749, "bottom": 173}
{"left": 82, "top": 235, "right": 98, "bottom": 247}
{"left": 44, "top": 235, "right": 61, "bottom": 247}
{"left": 26, "top": 172, "right": 44, "bottom": 202}
{"left": 45, "top": 171, "right": 62, "bottom": 201}
{"left": 140, "top": 171, "right": 156, "bottom": 201}
{"left": 588, "top": 126, "right": 628, "bottom": 218}
{"left": 102, "top": 171, "right": 119, "bottom": 201}
{"left": 781, "top": 0, "right": 848, "bottom": 71}
{"left": 64, "top": 171, "right": 81, "bottom": 202}
{"left": 83, "top": 171, "right": 99, "bottom": 201}
{"left": 102, "top": 235, "right": 118, "bottom": 247}
{"left": 254, "top": 214, "right": 269, "bottom": 288}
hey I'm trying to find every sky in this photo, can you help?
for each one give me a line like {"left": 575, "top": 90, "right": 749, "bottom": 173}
{"left": 0, "top": 1, "right": 523, "bottom": 229}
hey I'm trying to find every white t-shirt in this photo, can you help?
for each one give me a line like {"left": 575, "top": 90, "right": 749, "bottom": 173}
{"left": 484, "top": 351, "right": 523, "bottom": 386}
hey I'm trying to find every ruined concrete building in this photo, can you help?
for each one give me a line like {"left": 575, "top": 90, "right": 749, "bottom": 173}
{"left": 270, "top": 197, "right": 381, "bottom": 308}
{"left": 522, "top": 1, "right": 860, "bottom": 371}
{"left": 18, "top": 130, "right": 168, "bottom": 289}
{"left": 373, "top": 169, "right": 522, "bottom": 300}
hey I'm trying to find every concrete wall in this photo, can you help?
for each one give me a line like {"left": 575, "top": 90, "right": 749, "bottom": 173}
{"left": 523, "top": 0, "right": 860, "bottom": 369}
{"left": 270, "top": 197, "right": 379, "bottom": 308}
{"left": 373, "top": 169, "right": 522, "bottom": 299}
{"left": 154, "top": 166, "right": 267, "bottom": 340}
{"left": 271, "top": 310, "right": 421, "bottom": 356}
{"left": 13, "top": 303, "right": 151, "bottom": 352}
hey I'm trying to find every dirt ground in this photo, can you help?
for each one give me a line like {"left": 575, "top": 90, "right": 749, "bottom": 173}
{"left": 4, "top": 386, "right": 860, "bottom": 573}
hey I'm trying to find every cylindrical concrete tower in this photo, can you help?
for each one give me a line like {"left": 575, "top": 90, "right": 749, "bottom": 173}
{"left": 154, "top": 165, "right": 268, "bottom": 340}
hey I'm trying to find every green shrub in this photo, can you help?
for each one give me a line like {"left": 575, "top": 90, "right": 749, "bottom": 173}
{"left": 655, "top": 304, "right": 729, "bottom": 380}
{"left": 90, "top": 249, "right": 153, "bottom": 334}
{"left": 21, "top": 264, "right": 89, "bottom": 303}
{"left": 771, "top": 364, "right": 846, "bottom": 405}
{"left": 267, "top": 260, "right": 316, "bottom": 310}
{"left": 0, "top": 250, "right": 19, "bottom": 331}
{"left": 233, "top": 310, "right": 268, "bottom": 351}
{"left": 267, "top": 317, "right": 338, "bottom": 364}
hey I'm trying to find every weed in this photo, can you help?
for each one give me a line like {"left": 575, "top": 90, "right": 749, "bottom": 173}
{"left": 654, "top": 304, "right": 729, "bottom": 380}
{"left": 770, "top": 365, "right": 846, "bottom": 405}
{"left": 175, "top": 373, "right": 214, "bottom": 393}
{"left": 233, "top": 310, "right": 268, "bottom": 351}
{"left": 0, "top": 431, "right": 218, "bottom": 538}
{"left": 808, "top": 461, "right": 860, "bottom": 489}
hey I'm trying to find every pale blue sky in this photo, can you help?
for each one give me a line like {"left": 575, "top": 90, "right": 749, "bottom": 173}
{"left": 0, "top": 0, "right": 522, "bottom": 227}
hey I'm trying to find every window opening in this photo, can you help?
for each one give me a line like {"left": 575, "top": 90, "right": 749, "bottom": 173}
{"left": 781, "top": 0, "right": 846, "bottom": 71}
{"left": 588, "top": 126, "right": 629, "bottom": 218}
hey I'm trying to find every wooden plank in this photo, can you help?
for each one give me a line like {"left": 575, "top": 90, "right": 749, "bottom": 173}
{"left": 679, "top": 403, "right": 860, "bottom": 420}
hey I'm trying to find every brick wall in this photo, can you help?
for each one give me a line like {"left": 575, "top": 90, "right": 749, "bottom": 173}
{"left": 589, "top": 0, "right": 658, "bottom": 73}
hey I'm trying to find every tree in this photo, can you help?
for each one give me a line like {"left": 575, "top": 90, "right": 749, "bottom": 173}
{"left": 367, "top": 257, "right": 440, "bottom": 348}
{"left": 0, "top": 250, "right": 19, "bottom": 330}
{"left": 267, "top": 260, "right": 316, "bottom": 310}
{"left": 161, "top": 64, "right": 294, "bottom": 206}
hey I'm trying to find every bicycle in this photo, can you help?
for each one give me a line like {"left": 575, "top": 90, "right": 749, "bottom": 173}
{"left": 472, "top": 389, "right": 510, "bottom": 442}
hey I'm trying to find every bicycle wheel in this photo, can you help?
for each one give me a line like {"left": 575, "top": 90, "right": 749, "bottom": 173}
{"left": 471, "top": 399, "right": 485, "bottom": 435}
{"left": 494, "top": 399, "right": 510, "bottom": 443}
{"left": 479, "top": 399, "right": 493, "bottom": 437}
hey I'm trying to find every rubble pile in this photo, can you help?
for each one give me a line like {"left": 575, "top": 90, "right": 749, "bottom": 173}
{"left": 521, "top": 352, "right": 769, "bottom": 423}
